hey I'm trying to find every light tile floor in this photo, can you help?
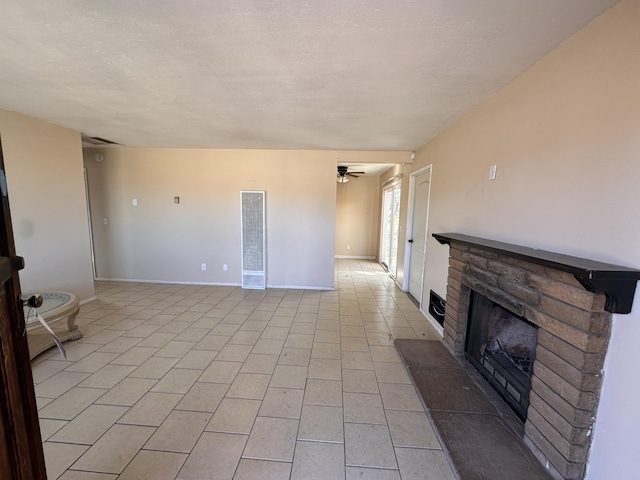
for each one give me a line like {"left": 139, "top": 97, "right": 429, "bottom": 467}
{"left": 33, "top": 259, "right": 458, "bottom": 480}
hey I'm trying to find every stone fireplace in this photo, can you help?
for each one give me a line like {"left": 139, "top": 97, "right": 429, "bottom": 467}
{"left": 433, "top": 233, "right": 640, "bottom": 480}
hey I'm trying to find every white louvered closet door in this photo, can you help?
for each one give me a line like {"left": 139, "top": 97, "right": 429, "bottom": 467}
{"left": 240, "top": 191, "right": 266, "bottom": 289}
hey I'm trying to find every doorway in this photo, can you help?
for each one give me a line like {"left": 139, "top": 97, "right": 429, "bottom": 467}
{"left": 379, "top": 180, "right": 401, "bottom": 278}
{"left": 403, "top": 166, "right": 432, "bottom": 308}
{"left": 83, "top": 168, "right": 97, "bottom": 279}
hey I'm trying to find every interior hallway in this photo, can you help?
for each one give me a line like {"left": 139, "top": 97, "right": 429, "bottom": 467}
{"left": 32, "top": 259, "right": 456, "bottom": 479}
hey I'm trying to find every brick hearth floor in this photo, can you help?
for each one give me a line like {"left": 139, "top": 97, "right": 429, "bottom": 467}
{"left": 32, "top": 259, "right": 458, "bottom": 480}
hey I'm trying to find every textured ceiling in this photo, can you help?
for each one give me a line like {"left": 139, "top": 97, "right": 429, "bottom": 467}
{"left": 0, "top": 1, "right": 617, "bottom": 150}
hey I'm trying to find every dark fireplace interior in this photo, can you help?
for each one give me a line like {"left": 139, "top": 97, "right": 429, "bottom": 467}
{"left": 465, "top": 290, "right": 538, "bottom": 421}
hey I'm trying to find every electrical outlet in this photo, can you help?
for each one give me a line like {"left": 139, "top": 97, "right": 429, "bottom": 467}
{"left": 346, "top": 244, "right": 351, "bottom": 250}
{"left": 223, "top": 264, "right": 228, "bottom": 271}
{"left": 201, "top": 263, "right": 207, "bottom": 271}
{"left": 103, "top": 218, "right": 108, "bottom": 225}
{"left": 132, "top": 198, "right": 138, "bottom": 206}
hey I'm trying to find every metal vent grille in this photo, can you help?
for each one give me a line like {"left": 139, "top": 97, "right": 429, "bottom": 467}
{"left": 241, "top": 191, "right": 265, "bottom": 289}
{"left": 81, "top": 134, "right": 120, "bottom": 146}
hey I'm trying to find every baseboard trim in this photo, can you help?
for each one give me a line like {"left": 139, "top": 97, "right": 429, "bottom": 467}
{"left": 266, "top": 284, "right": 334, "bottom": 291}
{"left": 94, "top": 277, "right": 335, "bottom": 291}
{"left": 95, "top": 277, "right": 242, "bottom": 287}
{"left": 334, "top": 255, "right": 376, "bottom": 259}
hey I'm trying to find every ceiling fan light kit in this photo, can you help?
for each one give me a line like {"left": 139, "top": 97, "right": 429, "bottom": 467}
{"left": 337, "top": 166, "right": 365, "bottom": 183}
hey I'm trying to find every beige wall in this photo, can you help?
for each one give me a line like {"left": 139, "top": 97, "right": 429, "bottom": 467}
{"left": 0, "top": 109, "right": 95, "bottom": 301}
{"left": 335, "top": 175, "right": 381, "bottom": 257}
{"left": 402, "top": 1, "right": 640, "bottom": 476}
{"left": 84, "top": 148, "right": 340, "bottom": 289}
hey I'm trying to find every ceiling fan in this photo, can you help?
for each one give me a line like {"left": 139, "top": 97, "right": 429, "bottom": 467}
{"left": 337, "top": 166, "right": 365, "bottom": 183}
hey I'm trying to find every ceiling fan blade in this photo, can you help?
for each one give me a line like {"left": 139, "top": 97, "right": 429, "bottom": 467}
{"left": 347, "top": 173, "right": 360, "bottom": 177}
{"left": 349, "top": 171, "right": 365, "bottom": 174}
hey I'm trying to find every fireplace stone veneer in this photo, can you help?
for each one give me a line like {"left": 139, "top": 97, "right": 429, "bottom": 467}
{"left": 433, "top": 233, "right": 640, "bottom": 480}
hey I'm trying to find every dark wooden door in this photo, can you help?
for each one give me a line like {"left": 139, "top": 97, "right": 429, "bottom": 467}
{"left": 0, "top": 136, "right": 47, "bottom": 479}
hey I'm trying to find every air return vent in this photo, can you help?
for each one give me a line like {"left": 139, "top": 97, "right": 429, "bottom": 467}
{"left": 241, "top": 191, "right": 266, "bottom": 289}
{"left": 81, "top": 134, "right": 120, "bottom": 147}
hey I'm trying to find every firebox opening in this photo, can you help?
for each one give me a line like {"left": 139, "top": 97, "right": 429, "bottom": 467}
{"left": 465, "top": 291, "right": 538, "bottom": 422}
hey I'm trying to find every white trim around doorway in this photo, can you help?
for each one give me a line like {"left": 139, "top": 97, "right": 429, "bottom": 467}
{"left": 401, "top": 164, "right": 433, "bottom": 300}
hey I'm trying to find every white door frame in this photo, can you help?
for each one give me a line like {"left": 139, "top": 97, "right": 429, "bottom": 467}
{"left": 83, "top": 168, "right": 97, "bottom": 279}
{"left": 402, "top": 165, "right": 432, "bottom": 300}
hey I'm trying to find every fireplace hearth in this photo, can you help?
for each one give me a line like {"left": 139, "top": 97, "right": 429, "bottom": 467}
{"left": 433, "top": 233, "right": 640, "bottom": 480}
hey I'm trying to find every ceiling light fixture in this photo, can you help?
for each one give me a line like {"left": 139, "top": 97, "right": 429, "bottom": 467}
{"left": 337, "top": 175, "right": 349, "bottom": 183}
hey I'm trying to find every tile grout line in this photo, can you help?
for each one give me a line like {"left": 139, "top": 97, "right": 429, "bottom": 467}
{"left": 35, "top": 260, "right": 452, "bottom": 480}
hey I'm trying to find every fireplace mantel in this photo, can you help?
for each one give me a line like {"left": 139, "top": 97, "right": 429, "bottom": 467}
{"left": 433, "top": 233, "right": 640, "bottom": 314}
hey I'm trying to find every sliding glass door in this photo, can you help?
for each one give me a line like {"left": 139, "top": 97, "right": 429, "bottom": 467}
{"left": 380, "top": 182, "right": 401, "bottom": 277}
